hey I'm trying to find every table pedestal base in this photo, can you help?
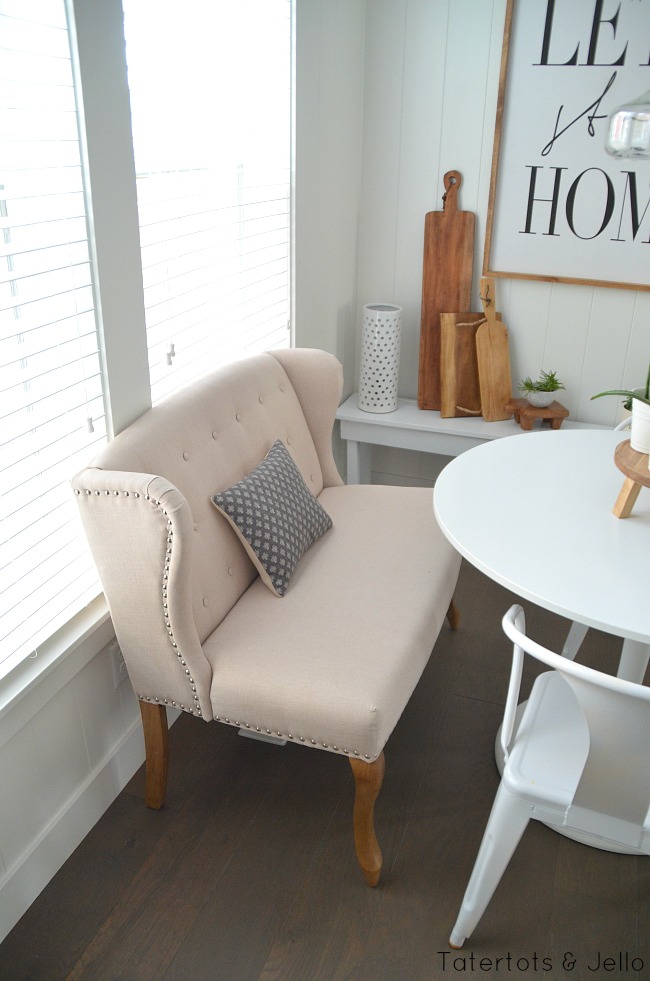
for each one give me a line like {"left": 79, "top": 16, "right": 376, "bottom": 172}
{"left": 618, "top": 638, "right": 650, "bottom": 683}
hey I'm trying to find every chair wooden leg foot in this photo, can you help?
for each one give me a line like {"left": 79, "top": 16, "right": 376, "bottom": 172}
{"left": 447, "top": 598, "right": 461, "bottom": 630}
{"left": 349, "top": 752, "right": 385, "bottom": 886}
{"left": 139, "top": 701, "right": 168, "bottom": 810}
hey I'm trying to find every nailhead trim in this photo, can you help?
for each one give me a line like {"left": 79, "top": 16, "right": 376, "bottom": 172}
{"left": 75, "top": 477, "right": 373, "bottom": 749}
{"left": 74, "top": 482, "right": 203, "bottom": 719}
{"left": 155, "top": 501, "right": 202, "bottom": 717}
{"left": 213, "top": 715, "right": 368, "bottom": 759}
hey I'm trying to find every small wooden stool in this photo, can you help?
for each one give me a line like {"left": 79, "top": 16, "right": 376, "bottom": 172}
{"left": 505, "top": 398, "right": 569, "bottom": 432}
{"left": 613, "top": 439, "right": 650, "bottom": 518}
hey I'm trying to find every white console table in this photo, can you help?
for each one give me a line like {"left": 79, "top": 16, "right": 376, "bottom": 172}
{"left": 335, "top": 394, "right": 603, "bottom": 484}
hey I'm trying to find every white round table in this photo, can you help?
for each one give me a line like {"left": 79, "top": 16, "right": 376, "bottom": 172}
{"left": 433, "top": 429, "right": 650, "bottom": 680}
{"left": 434, "top": 429, "right": 650, "bottom": 853}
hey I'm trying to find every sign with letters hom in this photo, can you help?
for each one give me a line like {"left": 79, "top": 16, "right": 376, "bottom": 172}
{"left": 484, "top": 0, "right": 650, "bottom": 291}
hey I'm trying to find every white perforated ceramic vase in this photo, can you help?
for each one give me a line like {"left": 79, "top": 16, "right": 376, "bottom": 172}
{"left": 358, "top": 304, "right": 402, "bottom": 413}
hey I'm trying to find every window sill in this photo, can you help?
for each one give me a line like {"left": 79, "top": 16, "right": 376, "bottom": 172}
{"left": 0, "top": 595, "right": 114, "bottom": 725}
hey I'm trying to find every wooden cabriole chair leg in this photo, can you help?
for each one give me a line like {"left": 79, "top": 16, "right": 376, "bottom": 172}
{"left": 139, "top": 701, "right": 169, "bottom": 810}
{"left": 349, "top": 751, "right": 386, "bottom": 887}
{"left": 446, "top": 598, "right": 460, "bottom": 630}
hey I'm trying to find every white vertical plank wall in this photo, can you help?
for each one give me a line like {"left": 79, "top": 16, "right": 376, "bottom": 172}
{"left": 346, "top": 0, "right": 648, "bottom": 483}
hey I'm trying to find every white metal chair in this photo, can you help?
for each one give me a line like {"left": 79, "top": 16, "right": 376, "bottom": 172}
{"left": 449, "top": 604, "right": 650, "bottom": 949}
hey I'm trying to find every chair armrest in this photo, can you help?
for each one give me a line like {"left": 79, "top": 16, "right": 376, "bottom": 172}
{"left": 72, "top": 468, "right": 213, "bottom": 719}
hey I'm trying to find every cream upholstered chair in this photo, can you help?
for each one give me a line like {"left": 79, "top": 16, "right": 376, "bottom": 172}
{"left": 449, "top": 604, "right": 650, "bottom": 948}
{"left": 73, "top": 349, "right": 461, "bottom": 886}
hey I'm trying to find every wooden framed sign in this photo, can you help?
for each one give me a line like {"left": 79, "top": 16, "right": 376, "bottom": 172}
{"left": 484, "top": 0, "right": 650, "bottom": 292}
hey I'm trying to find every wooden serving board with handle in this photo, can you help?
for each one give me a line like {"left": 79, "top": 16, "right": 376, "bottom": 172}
{"left": 440, "top": 310, "right": 502, "bottom": 418}
{"left": 476, "top": 277, "right": 513, "bottom": 421}
{"left": 417, "top": 171, "right": 475, "bottom": 411}
{"left": 440, "top": 313, "right": 501, "bottom": 419}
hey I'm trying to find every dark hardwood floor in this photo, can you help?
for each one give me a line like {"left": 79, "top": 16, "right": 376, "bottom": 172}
{"left": 1, "top": 562, "right": 648, "bottom": 981}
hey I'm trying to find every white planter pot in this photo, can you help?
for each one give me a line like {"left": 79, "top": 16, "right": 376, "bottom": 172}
{"left": 526, "top": 390, "right": 557, "bottom": 407}
{"left": 358, "top": 303, "right": 402, "bottom": 413}
{"left": 630, "top": 398, "right": 650, "bottom": 456}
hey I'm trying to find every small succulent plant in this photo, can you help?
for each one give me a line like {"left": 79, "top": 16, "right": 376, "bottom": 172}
{"left": 518, "top": 369, "right": 565, "bottom": 394}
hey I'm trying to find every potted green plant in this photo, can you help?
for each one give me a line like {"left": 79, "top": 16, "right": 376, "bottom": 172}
{"left": 517, "top": 369, "right": 565, "bottom": 407}
{"left": 592, "top": 360, "right": 650, "bottom": 456}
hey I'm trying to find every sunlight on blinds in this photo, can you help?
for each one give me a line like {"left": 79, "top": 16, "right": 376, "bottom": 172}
{"left": 0, "top": 0, "right": 106, "bottom": 673}
{"left": 123, "top": 0, "right": 291, "bottom": 404}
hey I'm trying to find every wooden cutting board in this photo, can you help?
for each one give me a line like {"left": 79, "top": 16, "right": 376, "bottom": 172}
{"left": 440, "top": 311, "right": 502, "bottom": 418}
{"left": 417, "top": 170, "right": 475, "bottom": 411}
{"left": 476, "top": 277, "right": 513, "bottom": 421}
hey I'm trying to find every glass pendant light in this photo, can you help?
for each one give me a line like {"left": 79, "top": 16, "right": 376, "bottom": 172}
{"left": 605, "top": 89, "right": 650, "bottom": 157}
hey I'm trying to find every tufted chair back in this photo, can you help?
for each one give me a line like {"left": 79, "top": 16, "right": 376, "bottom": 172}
{"left": 72, "top": 349, "right": 343, "bottom": 720}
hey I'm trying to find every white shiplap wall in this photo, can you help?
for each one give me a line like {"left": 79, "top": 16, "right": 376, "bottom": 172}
{"left": 296, "top": 0, "right": 649, "bottom": 485}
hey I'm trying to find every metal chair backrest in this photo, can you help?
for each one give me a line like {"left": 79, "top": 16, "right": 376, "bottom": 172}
{"left": 502, "top": 605, "right": 650, "bottom": 850}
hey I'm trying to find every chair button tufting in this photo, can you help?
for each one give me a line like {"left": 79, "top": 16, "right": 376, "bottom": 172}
{"left": 183, "top": 451, "right": 189, "bottom": 461}
{"left": 258, "top": 395, "right": 264, "bottom": 404}
{"left": 236, "top": 413, "right": 241, "bottom": 422}
{"left": 228, "top": 567, "right": 234, "bottom": 576}
{"left": 212, "top": 431, "right": 218, "bottom": 440}
{"left": 202, "top": 597, "right": 208, "bottom": 607}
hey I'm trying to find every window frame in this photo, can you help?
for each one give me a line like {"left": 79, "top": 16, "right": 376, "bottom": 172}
{"left": 0, "top": 0, "right": 293, "bottom": 703}
{"left": 69, "top": 0, "right": 152, "bottom": 439}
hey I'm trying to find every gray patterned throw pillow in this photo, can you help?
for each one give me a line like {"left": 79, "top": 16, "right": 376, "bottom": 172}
{"left": 211, "top": 440, "right": 332, "bottom": 596}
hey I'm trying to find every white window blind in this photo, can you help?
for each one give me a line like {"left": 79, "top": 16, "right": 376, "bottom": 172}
{"left": 0, "top": 0, "right": 106, "bottom": 673}
{"left": 123, "top": 0, "right": 291, "bottom": 404}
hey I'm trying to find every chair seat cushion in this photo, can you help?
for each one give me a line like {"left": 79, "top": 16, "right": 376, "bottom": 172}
{"left": 202, "top": 484, "right": 461, "bottom": 761}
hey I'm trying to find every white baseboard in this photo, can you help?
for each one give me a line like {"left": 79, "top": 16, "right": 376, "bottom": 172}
{"left": 0, "top": 715, "right": 145, "bottom": 944}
